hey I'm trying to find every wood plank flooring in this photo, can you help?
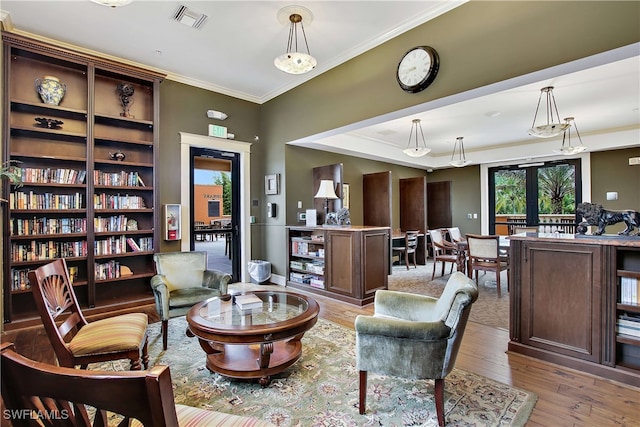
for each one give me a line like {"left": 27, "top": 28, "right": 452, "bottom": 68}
{"left": 2, "top": 285, "right": 639, "bottom": 426}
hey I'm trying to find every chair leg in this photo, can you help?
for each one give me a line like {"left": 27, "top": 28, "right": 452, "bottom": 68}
{"left": 142, "top": 338, "right": 149, "bottom": 369}
{"left": 496, "top": 268, "right": 501, "bottom": 298}
{"left": 432, "top": 260, "right": 437, "bottom": 280}
{"left": 162, "top": 319, "right": 169, "bottom": 350}
{"left": 359, "top": 371, "right": 367, "bottom": 415}
{"left": 405, "top": 251, "right": 409, "bottom": 270}
{"left": 434, "top": 378, "right": 445, "bottom": 427}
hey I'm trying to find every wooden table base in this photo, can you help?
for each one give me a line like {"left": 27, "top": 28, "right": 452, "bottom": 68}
{"left": 200, "top": 339, "right": 303, "bottom": 386}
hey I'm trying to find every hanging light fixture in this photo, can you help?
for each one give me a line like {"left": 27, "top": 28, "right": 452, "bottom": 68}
{"left": 449, "top": 137, "right": 472, "bottom": 167}
{"left": 90, "top": 0, "right": 133, "bottom": 7}
{"left": 402, "top": 119, "right": 431, "bottom": 157}
{"left": 274, "top": 6, "right": 317, "bottom": 75}
{"left": 528, "top": 86, "right": 570, "bottom": 138}
{"left": 554, "top": 117, "right": 587, "bottom": 155}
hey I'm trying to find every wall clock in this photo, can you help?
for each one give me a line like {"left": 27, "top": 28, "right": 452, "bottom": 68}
{"left": 396, "top": 46, "right": 439, "bottom": 93}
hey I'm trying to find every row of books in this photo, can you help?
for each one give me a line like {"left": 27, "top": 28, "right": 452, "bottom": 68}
{"left": 620, "top": 276, "right": 640, "bottom": 304}
{"left": 616, "top": 313, "right": 640, "bottom": 338}
{"left": 291, "top": 240, "right": 324, "bottom": 258}
{"left": 93, "top": 170, "right": 145, "bottom": 187}
{"left": 125, "top": 237, "right": 153, "bottom": 252}
{"left": 19, "top": 167, "right": 86, "bottom": 185}
{"left": 93, "top": 193, "right": 147, "bottom": 209}
{"left": 10, "top": 191, "right": 84, "bottom": 210}
{"left": 289, "top": 260, "right": 324, "bottom": 274}
{"left": 10, "top": 268, "right": 31, "bottom": 291}
{"left": 94, "top": 215, "right": 131, "bottom": 232}
{"left": 10, "top": 240, "right": 88, "bottom": 262}
{"left": 10, "top": 217, "right": 87, "bottom": 236}
{"left": 95, "top": 260, "right": 123, "bottom": 280}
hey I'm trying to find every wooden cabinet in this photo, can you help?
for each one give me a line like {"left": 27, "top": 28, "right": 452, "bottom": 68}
{"left": 286, "top": 226, "right": 390, "bottom": 305}
{"left": 2, "top": 33, "right": 164, "bottom": 329}
{"left": 509, "top": 234, "right": 640, "bottom": 387}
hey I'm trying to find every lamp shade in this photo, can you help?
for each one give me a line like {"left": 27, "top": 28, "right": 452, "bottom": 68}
{"left": 314, "top": 180, "right": 339, "bottom": 199}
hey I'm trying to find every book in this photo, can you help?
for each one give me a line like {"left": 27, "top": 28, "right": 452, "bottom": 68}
{"left": 234, "top": 293, "right": 263, "bottom": 310}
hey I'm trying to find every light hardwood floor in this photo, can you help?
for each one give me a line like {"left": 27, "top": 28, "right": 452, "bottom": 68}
{"left": 2, "top": 284, "right": 639, "bottom": 426}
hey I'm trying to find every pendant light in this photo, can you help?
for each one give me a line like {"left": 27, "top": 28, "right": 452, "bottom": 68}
{"left": 528, "top": 86, "right": 570, "bottom": 138}
{"left": 402, "top": 119, "right": 431, "bottom": 157}
{"left": 554, "top": 117, "right": 587, "bottom": 155}
{"left": 90, "top": 0, "right": 133, "bottom": 7}
{"left": 274, "top": 6, "right": 317, "bottom": 75}
{"left": 449, "top": 137, "right": 472, "bottom": 167}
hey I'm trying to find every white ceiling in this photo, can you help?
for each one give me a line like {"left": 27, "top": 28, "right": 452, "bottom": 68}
{"left": 2, "top": 1, "right": 639, "bottom": 170}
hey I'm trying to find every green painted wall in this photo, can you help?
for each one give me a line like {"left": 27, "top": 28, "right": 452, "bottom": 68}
{"left": 256, "top": 1, "right": 640, "bottom": 275}
{"left": 158, "top": 80, "right": 260, "bottom": 252}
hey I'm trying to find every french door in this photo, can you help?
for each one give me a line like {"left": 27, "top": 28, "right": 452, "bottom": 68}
{"left": 489, "top": 159, "right": 582, "bottom": 235}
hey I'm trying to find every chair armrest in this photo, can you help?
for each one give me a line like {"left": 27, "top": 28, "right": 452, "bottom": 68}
{"left": 374, "top": 290, "right": 438, "bottom": 321}
{"left": 150, "top": 275, "right": 170, "bottom": 321}
{"left": 355, "top": 315, "right": 451, "bottom": 341}
{"left": 202, "top": 270, "right": 231, "bottom": 294}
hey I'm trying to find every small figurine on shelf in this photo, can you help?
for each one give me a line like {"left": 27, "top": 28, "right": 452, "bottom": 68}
{"left": 109, "top": 151, "right": 126, "bottom": 161}
{"left": 116, "top": 82, "right": 135, "bottom": 118}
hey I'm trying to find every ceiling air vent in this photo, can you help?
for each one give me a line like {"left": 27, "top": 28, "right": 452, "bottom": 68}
{"left": 172, "top": 5, "right": 208, "bottom": 29}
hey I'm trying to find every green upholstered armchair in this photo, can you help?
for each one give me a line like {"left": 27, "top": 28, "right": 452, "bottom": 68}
{"left": 355, "top": 271, "right": 478, "bottom": 427}
{"left": 151, "top": 251, "right": 232, "bottom": 350}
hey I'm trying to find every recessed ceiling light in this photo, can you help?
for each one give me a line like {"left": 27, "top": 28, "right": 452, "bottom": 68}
{"left": 485, "top": 111, "right": 501, "bottom": 118}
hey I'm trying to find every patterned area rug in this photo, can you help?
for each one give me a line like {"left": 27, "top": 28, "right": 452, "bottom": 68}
{"left": 93, "top": 316, "right": 535, "bottom": 427}
{"left": 389, "top": 263, "right": 510, "bottom": 330}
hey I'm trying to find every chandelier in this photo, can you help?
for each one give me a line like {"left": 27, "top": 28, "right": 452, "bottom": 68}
{"left": 449, "top": 137, "right": 471, "bottom": 167}
{"left": 528, "top": 86, "right": 570, "bottom": 138}
{"left": 274, "top": 6, "right": 317, "bottom": 75}
{"left": 554, "top": 117, "right": 587, "bottom": 155}
{"left": 402, "top": 119, "right": 431, "bottom": 157}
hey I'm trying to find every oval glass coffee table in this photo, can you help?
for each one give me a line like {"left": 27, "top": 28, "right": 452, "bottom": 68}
{"left": 186, "top": 290, "right": 320, "bottom": 386}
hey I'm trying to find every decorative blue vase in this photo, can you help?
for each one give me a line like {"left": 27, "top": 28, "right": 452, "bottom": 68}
{"left": 35, "top": 76, "right": 66, "bottom": 105}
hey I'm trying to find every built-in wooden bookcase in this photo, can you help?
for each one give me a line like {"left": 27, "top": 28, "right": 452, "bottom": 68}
{"left": 2, "top": 32, "right": 164, "bottom": 329}
{"left": 615, "top": 247, "right": 640, "bottom": 371}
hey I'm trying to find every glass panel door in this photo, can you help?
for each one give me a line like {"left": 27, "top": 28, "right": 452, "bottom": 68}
{"left": 489, "top": 159, "right": 582, "bottom": 235}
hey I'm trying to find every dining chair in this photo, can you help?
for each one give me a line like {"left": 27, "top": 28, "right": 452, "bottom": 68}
{"left": 391, "top": 230, "right": 419, "bottom": 270}
{"left": 428, "top": 229, "right": 460, "bottom": 279}
{"left": 28, "top": 258, "right": 149, "bottom": 370}
{"left": 447, "top": 226, "right": 466, "bottom": 243}
{"left": 466, "top": 234, "right": 509, "bottom": 297}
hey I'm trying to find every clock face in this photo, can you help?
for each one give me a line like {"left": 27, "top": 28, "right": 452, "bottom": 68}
{"left": 396, "top": 46, "right": 439, "bottom": 93}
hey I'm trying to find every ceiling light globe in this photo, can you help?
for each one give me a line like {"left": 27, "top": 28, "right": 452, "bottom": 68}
{"left": 402, "top": 147, "right": 431, "bottom": 157}
{"left": 274, "top": 52, "right": 317, "bottom": 75}
{"left": 449, "top": 159, "right": 472, "bottom": 167}
{"left": 554, "top": 145, "right": 588, "bottom": 156}
{"left": 528, "top": 123, "right": 570, "bottom": 138}
{"left": 90, "top": 0, "right": 133, "bottom": 7}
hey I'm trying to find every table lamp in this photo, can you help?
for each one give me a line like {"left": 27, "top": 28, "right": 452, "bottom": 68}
{"left": 314, "top": 180, "right": 339, "bottom": 224}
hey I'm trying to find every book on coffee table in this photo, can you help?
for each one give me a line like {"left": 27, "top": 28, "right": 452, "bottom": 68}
{"left": 235, "top": 293, "right": 263, "bottom": 310}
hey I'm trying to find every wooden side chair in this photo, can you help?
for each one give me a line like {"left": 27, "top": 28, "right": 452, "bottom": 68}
{"left": 28, "top": 258, "right": 149, "bottom": 370}
{"left": 429, "top": 229, "right": 459, "bottom": 279}
{"left": 447, "top": 226, "right": 466, "bottom": 244}
{"left": 0, "top": 342, "right": 275, "bottom": 427}
{"left": 466, "top": 234, "right": 509, "bottom": 297}
{"left": 391, "top": 230, "right": 419, "bottom": 269}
